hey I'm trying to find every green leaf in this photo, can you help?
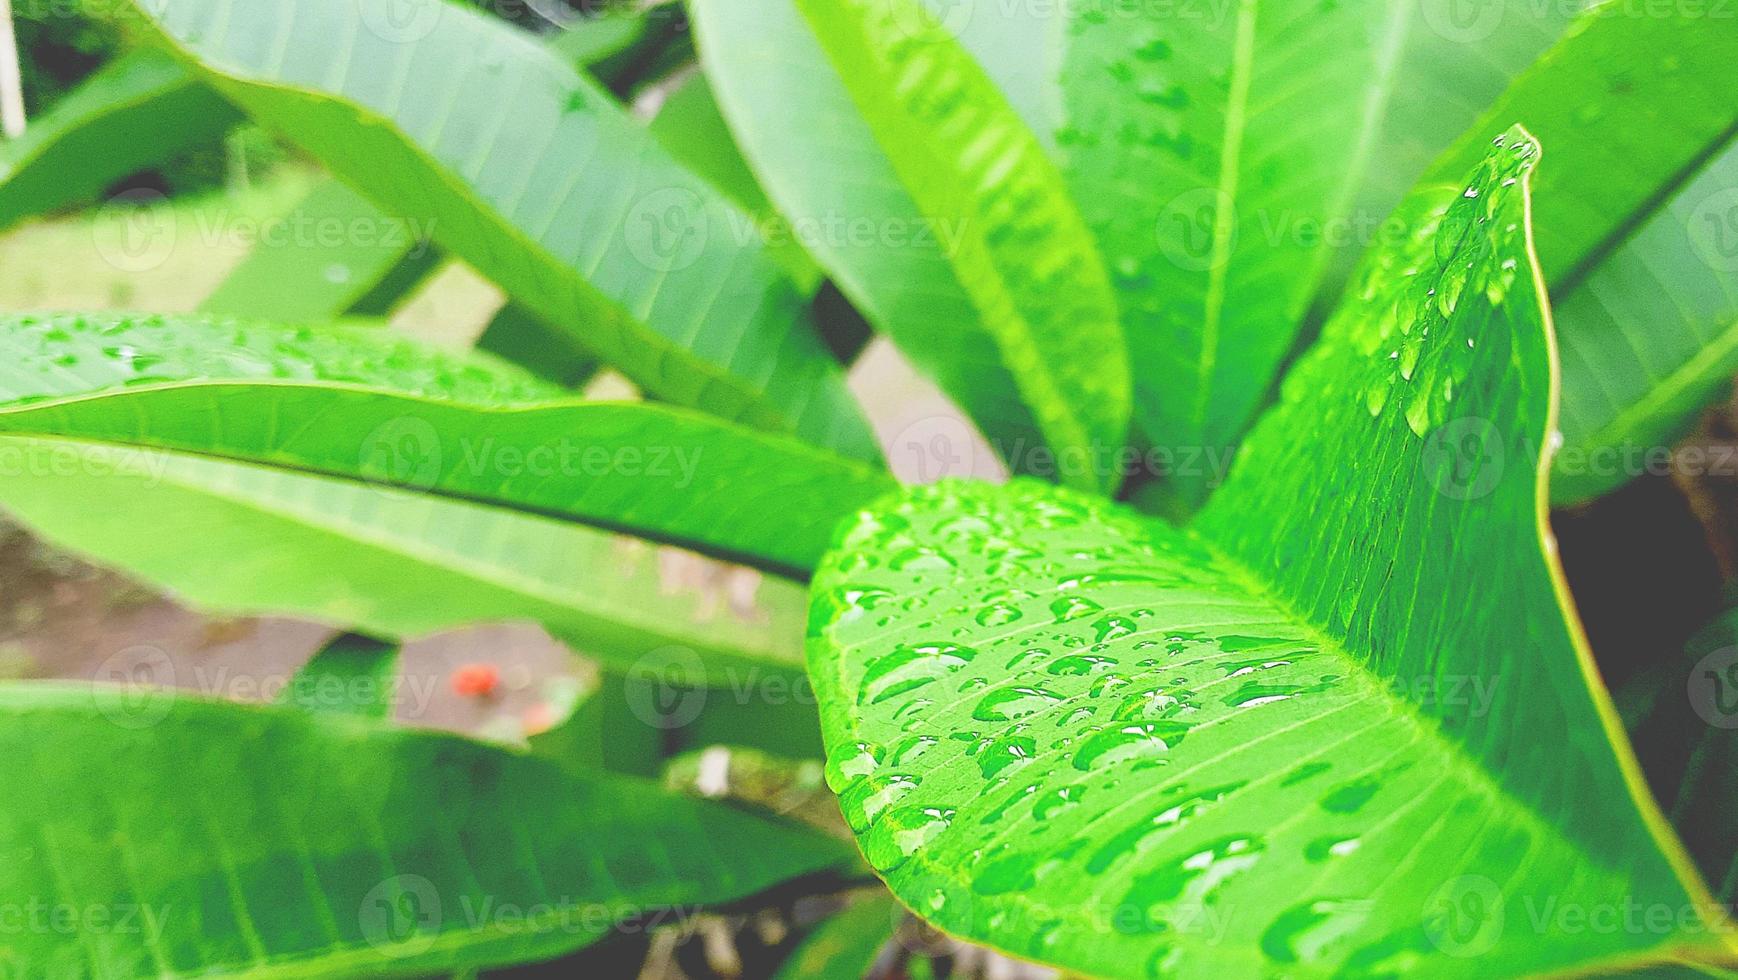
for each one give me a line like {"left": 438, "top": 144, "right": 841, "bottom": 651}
{"left": 1419, "top": 9, "right": 1738, "bottom": 290}
{"left": 0, "top": 683, "right": 853, "bottom": 976}
{"left": 0, "top": 435, "right": 810, "bottom": 682}
{"left": 1552, "top": 145, "right": 1738, "bottom": 504}
{"left": 0, "top": 48, "right": 242, "bottom": 232}
{"left": 474, "top": 303, "right": 601, "bottom": 389}
{"left": 199, "top": 178, "right": 439, "bottom": 321}
{"left": 778, "top": 0, "right": 1131, "bottom": 493}
{"left": 689, "top": 0, "right": 1044, "bottom": 460}
{"left": 0, "top": 313, "right": 892, "bottom": 574}
{"left": 806, "top": 132, "right": 1731, "bottom": 975}
{"left": 647, "top": 72, "right": 819, "bottom": 292}
{"left": 1055, "top": 0, "right": 1572, "bottom": 506}
{"left": 277, "top": 633, "right": 401, "bottom": 719}
{"left": 115, "top": 0, "right": 876, "bottom": 459}
{"left": 774, "top": 894, "right": 895, "bottom": 979}
{"left": 1418, "top": 11, "right": 1738, "bottom": 504}
{"left": 1416, "top": 8, "right": 1738, "bottom": 504}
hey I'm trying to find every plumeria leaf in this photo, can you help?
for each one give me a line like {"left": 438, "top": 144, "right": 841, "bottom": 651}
{"left": 112, "top": 0, "right": 875, "bottom": 458}
{"left": 0, "top": 684, "right": 854, "bottom": 975}
{"left": 0, "top": 313, "right": 892, "bottom": 574}
{"left": 806, "top": 130, "right": 1734, "bottom": 976}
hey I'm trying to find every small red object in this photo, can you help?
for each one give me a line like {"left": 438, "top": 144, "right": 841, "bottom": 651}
{"left": 451, "top": 663, "right": 501, "bottom": 698}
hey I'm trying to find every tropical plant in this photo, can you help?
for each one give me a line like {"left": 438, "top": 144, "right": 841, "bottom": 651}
{"left": 0, "top": 0, "right": 1735, "bottom": 976}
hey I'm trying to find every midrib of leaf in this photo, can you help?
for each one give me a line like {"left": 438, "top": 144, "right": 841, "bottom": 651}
{"left": 1191, "top": 0, "right": 1257, "bottom": 435}
{"left": 820, "top": 522, "right": 1693, "bottom": 974}
{"left": 1553, "top": 117, "right": 1738, "bottom": 298}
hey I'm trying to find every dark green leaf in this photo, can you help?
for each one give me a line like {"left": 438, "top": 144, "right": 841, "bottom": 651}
{"left": 774, "top": 894, "right": 895, "bottom": 979}
{"left": 277, "top": 633, "right": 401, "bottom": 719}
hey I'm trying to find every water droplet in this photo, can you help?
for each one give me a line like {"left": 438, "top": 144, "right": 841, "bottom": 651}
{"left": 860, "top": 642, "right": 978, "bottom": 705}
{"left": 1072, "top": 722, "right": 1188, "bottom": 771}
{"left": 1305, "top": 836, "right": 1361, "bottom": 861}
{"left": 862, "top": 805, "right": 954, "bottom": 871}
{"left": 1261, "top": 899, "right": 1373, "bottom": 964}
{"left": 973, "top": 686, "right": 1064, "bottom": 722}
{"left": 1051, "top": 595, "right": 1104, "bottom": 623}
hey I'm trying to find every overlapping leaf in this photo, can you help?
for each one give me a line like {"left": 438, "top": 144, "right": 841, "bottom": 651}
{"left": 807, "top": 132, "right": 1734, "bottom": 975}
{"left": 199, "top": 178, "right": 439, "bottom": 321}
{"left": 0, "top": 313, "right": 892, "bottom": 573}
{"left": 689, "top": 0, "right": 1045, "bottom": 462}
{"left": 0, "top": 48, "right": 240, "bottom": 231}
{"left": 0, "top": 684, "right": 853, "bottom": 976}
{"left": 722, "top": 0, "right": 1129, "bottom": 492}
{"left": 0, "top": 436, "right": 813, "bottom": 681}
{"left": 1415, "top": 9, "right": 1738, "bottom": 503}
{"left": 1056, "top": 0, "right": 1573, "bottom": 507}
{"left": 112, "top": 0, "right": 875, "bottom": 458}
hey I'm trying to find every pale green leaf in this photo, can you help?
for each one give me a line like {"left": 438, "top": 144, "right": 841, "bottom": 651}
{"left": 199, "top": 178, "right": 439, "bottom": 321}
{"left": 0, "top": 436, "right": 811, "bottom": 682}
{"left": 784, "top": 0, "right": 1131, "bottom": 492}
{"left": 689, "top": 0, "right": 1044, "bottom": 467}
{"left": 114, "top": 0, "right": 876, "bottom": 458}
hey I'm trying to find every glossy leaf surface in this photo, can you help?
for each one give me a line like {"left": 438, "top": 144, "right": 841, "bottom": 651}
{"left": 0, "top": 684, "right": 852, "bottom": 976}
{"left": 689, "top": 0, "right": 1044, "bottom": 460}
{"left": 116, "top": 0, "right": 875, "bottom": 458}
{"left": 0, "top": 313, "right": 892, "bottom": 573}
{"left": 1057, "top": 0, "right": 1572, "bottom": 505}
{"left": 807, "top": 133, "right": 1730, "bottom": 975}
{"left": 1552, "top": 145, "right": 1738, "bottom": 503}
{"left": 786, "top": 0, "right": 1130, "bottom": 492}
